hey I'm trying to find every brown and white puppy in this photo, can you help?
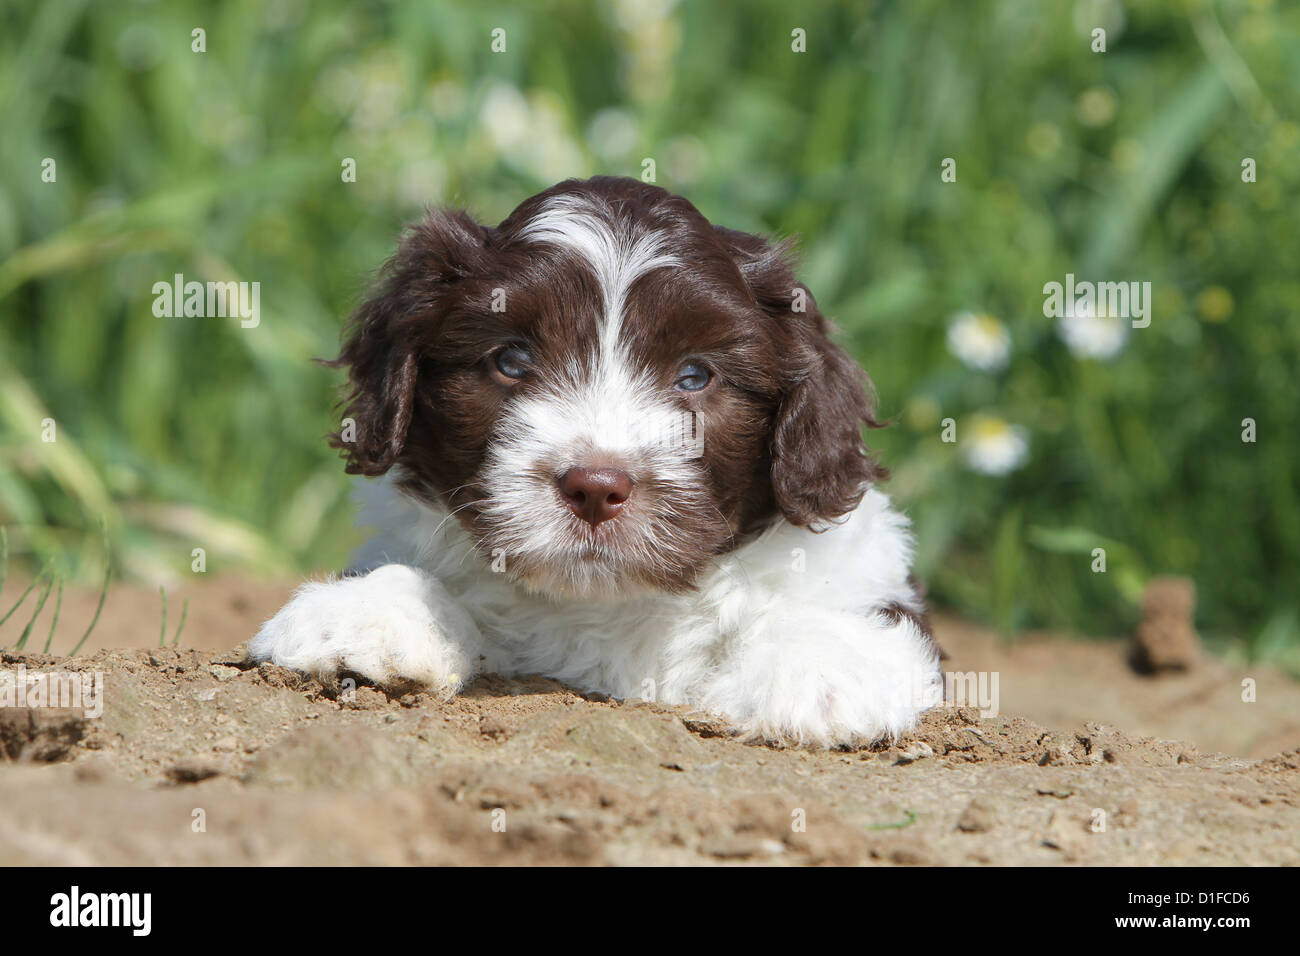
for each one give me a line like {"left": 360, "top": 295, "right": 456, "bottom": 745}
{"left": 251, "top": 176, "right": 941, "bottom": 747}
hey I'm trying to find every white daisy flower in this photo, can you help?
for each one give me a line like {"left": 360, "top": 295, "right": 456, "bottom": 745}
{"left": 479, "top": 84, "right": 586, "bottom": 183}
{"left": 480, "top": 83, "right": 533, "bottom": 153}
{"left": 1057, "top": 298, "right": 1128, "bottom": 360}
{"left": 586, "top": 108, "right": 639, "bottom": 162}
{"left": 962, "top": 415, "right": 1029, "bottom": 476}
{"left": 946, "top": 312, "right": 1011, "bottom": 371}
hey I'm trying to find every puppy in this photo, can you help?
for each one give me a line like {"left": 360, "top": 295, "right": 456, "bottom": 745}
{"left": 250, "top": 176, "right": 942, "bottom": 747}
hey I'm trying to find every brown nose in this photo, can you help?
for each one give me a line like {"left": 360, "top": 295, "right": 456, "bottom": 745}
{"left": 557, "top": 467, "right": 633, "bottom": 526}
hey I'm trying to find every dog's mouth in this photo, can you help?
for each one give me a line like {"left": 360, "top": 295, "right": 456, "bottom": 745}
{"left": 543, "top": 513, "right": 653, "bottom": 574}
{"left": 481, "top": 511, "right": 708, "bottom": 599}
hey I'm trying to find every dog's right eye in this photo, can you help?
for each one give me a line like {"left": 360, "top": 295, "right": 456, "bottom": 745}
{"left": 492, "top": 345, "right": 533, "bottom": 382}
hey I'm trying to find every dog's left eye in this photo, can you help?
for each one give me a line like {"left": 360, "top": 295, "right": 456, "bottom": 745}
{"left": 493, "top": 345, "right": 533, "bottom": 381}
{"left": 674, "top": 363, "right": 712, "bottom": 392}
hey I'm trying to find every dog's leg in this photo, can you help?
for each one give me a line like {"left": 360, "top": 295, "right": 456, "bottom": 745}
{"left": 696, "top": 606, "right": 943, "bottom": 748}
{"left": 249, "top": 564, "right": 483, "bottom": 693}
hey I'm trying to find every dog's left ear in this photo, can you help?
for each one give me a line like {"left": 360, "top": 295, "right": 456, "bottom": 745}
{"left": 716, "top": 227, "right": 887, "bottom": 528}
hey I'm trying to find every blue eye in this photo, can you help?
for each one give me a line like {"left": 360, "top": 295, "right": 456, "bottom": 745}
{"left": 494, "top": 345, "right": 532, "bottom": 380}
{"left": 674, "top": 363, "right": 712, "bottom": 392}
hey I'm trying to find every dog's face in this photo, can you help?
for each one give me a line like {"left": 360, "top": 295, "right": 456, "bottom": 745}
{"left": 333, "top": 177, "right": 883, "bottom": 598}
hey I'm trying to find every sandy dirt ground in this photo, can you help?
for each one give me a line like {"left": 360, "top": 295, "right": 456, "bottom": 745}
{"left": 1, "top": 574, "right": 1298, "bottom": 866}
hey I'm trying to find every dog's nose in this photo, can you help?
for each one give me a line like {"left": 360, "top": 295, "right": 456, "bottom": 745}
{"left": 557, "top": 467, "right": 633, "bottom": 526}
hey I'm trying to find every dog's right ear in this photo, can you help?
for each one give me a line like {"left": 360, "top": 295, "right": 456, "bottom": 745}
{"left": 327, "top": 209, "right": 490, "bottom": 476}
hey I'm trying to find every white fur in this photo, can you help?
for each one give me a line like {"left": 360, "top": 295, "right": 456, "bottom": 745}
{"left": 249, "top": 563, "right": 483, "bottom": 693}
{"left": 253, "top": 475, "right": 942, "bottom": 747}
{"left": 477, "top": 359, "right": 706, "bottom": 597}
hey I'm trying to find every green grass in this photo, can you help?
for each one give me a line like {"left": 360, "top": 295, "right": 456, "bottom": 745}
{"left": 0, "top": 520, "right": 110, "bottom": 654}
{"left": 1, "top": 0, "right": 1298, "bottom": 668}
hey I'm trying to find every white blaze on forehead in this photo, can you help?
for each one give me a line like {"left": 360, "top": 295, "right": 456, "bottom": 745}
{"left": 517, "top": 194, "right": 680, "bottom": 361}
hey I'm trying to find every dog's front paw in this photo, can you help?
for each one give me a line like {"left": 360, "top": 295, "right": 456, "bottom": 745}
{"left": 249, "top": 564, "right": 481, "bottom": 693}
{"left": 701, "top": 614, "right": 943, "bottom": 748}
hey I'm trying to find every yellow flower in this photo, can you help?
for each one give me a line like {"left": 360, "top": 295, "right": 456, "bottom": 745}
{"left": 1076, "top": 87, "right": 1117, "bottom": 127}
{"left": 905, "top": 396, "right": 942, "bottom": 431}
{"left": 1196, "top": 287, "right": 1234, "bottom": 323}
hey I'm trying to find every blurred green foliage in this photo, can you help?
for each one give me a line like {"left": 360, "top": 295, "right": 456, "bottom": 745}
{"left": 1, "top": 0, "right": 1297, "bottom": 666}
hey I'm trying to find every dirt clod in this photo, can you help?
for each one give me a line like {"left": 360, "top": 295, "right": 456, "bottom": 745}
{"left": 1132, "top": 576, "right": 1203, "bottom": 673}
{"left": 0, "top": 707, "right": 85, "bottom": 762}
{"left": 956, "top": 798, "right": 996, "bottom": 833}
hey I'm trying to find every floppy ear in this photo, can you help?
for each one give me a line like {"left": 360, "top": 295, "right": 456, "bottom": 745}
{"left": 717, "top": 227, "right": 887, "bottom": 528}
{"left": 327, "top": 209, "right": 489, "bottom": 476}
{"left": 770, "top": 302, "right": 888, "bottom": 527}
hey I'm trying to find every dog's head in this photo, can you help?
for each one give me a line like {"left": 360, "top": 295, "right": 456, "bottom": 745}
{"left": 331, "top": 177, "right": 885, "bottom": 597}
